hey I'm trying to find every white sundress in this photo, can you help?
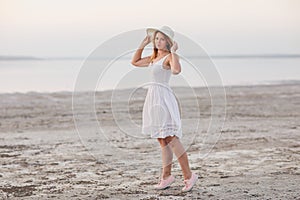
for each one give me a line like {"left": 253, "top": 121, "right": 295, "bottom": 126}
{"left": 142, "top": 54, "right": 182, "bottom": 139}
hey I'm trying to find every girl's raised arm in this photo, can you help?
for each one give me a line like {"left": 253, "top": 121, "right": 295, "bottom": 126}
{"left": 169, "top": 41, "right": 181, "bottom": 74}
{"left": 131, "top": 35, "right": 152, "bottom": 67}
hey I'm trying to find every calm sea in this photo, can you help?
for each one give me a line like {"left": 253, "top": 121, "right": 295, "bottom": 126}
{"left": 0, "top": 57, "right": 299, "bottom": 93}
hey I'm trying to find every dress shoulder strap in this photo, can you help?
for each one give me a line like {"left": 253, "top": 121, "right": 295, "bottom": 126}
{"left": 159, "top": 53, "right": 170, "bottom": 64}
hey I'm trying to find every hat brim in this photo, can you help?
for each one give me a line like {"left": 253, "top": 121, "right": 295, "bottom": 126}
{"left": 146, "top": 28, "right": 174, "bottom": 44}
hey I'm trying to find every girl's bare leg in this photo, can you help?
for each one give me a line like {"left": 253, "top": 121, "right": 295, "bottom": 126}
{"left": 157, "top": 138, "right": 173, "bottom": 179}
{"left": 166, "top": 136, "right": 192, "bottom": 180}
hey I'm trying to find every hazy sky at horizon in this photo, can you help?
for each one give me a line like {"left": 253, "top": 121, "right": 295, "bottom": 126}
{"left": 1, "top": 0, "right": 299, "bottom": 57}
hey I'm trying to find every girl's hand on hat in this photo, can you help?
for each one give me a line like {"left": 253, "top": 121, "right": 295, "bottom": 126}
{"left": 170, "top": 41, "right": 178, "bottom": 53}
{"left": 139, "top": 35, "right": 151, "bottom": 49}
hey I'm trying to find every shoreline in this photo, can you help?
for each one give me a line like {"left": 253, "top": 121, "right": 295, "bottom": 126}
{"left": 0, "top": 79, "right": 299, "bottom": 95}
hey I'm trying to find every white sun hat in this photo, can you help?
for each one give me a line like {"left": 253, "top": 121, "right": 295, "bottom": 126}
{"left": 146, "top": 26, "right": 174, "bottom": 43}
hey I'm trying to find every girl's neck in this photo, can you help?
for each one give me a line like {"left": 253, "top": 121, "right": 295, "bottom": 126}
{"left": 157, "top": 49, "right": 169, "bottom": 57}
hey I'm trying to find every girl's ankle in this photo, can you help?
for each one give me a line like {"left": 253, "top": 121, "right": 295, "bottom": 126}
{"left": 184, "top": 172, "right": 192, "bottom": 180}
{"left": 162, "top": 174, "right": 171, "bottom": 180}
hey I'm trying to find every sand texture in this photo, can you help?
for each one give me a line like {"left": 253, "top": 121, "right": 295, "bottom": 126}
{"left": 0, "top": 83, "right": 299, "bottom": 199}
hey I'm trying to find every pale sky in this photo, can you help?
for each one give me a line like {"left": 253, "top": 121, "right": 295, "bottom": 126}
{"left": 1, "top": 0, "right": 299, "bottom": 57}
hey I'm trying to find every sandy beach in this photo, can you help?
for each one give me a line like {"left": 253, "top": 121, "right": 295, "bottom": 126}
{"left": 0, "top": 83, "right": 299, "bottom": 199}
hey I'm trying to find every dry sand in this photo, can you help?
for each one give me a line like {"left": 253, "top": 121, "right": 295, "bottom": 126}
{"left": 0, "top": 83, "right": 299, "bottom": 199}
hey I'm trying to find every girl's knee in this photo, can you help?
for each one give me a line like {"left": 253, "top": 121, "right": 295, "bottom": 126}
{"left": 165, "top": 136, "right": 177, "bottom": 144}
{"left": 158, "top": 136, "right": 179, "bottom": 147}
{"left": 157, "top": 138, "right": 167, "bottom": 147}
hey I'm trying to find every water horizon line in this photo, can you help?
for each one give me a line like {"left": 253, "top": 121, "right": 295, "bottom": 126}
{"left": 1, "top": 53, "right": 300, "bottom": 61}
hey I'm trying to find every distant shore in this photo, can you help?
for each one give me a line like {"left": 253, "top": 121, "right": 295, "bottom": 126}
{"left": 1, "top": 54, "right": 300, "bottom": 61}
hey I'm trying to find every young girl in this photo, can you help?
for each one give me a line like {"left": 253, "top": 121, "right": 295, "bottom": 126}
{"left": 131, "top": 26, "right": 198, "bottom": 192}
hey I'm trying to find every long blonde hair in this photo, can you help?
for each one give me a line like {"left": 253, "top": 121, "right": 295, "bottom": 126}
{"left": 150, "top": 31, "right": 173, "bottom": 62}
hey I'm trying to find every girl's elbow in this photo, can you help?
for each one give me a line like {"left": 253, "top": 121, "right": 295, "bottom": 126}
{"left": 131, "top": 61, "right": 138, "bottom": 67}
{"left": 172, "top": 69, "right": 181, "bottom": 75}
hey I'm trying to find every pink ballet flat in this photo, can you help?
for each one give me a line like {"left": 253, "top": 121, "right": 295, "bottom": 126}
{"left": 154, "top": 175, "right": 175, "bottom": 190}
{"left": 182, "top": 173, "right": 198, "bottom": 192}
